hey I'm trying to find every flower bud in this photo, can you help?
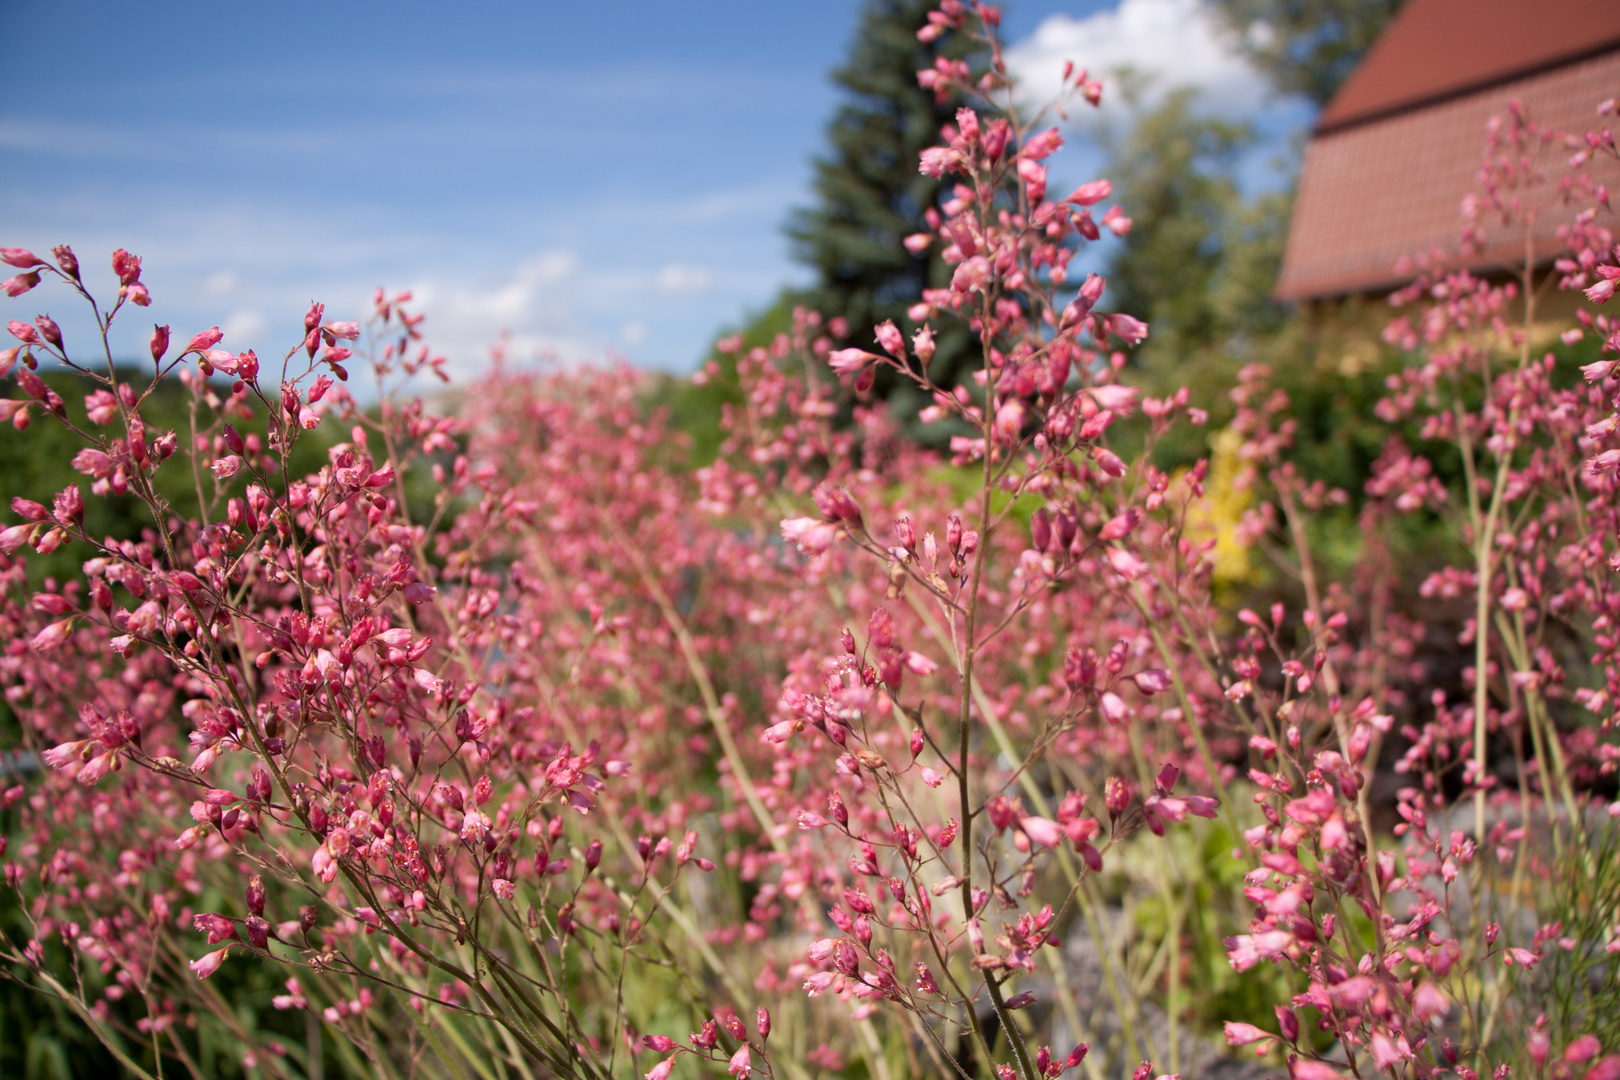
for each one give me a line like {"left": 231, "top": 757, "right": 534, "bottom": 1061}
{"left": 2, "top": 272, "right": 39, "bottom": 297}
{"left": 32, "top": 317, "right": 60, "bottom": 350}
{"left": 912, "top": 326, "right": 936, "bottom": 367}
{"left": 756, "top": 1007, "right": 771, "bottom": 1041}
{"left": 150, "top": 324, "right": 170, "bottom": 363}
{"left": 1275, "top": 1005, "right": 1299, "bottom": 1042}
{"left": 52, "top": 245, "right": 79, "bottom": 280}
{"left": 1030, "top": 508, "right": 1051, "bottom": 552}
{"left": 1105, "top": 776, "right": 1130, "bottom": 819}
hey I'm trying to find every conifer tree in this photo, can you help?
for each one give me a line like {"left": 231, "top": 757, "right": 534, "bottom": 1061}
{"left": 787, "top": 0, "right": 980, "bottom": 401}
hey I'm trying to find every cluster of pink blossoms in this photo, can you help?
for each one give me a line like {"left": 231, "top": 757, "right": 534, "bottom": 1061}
{"left": 3, "top": 5, "right": 1620, "bottom": 1080}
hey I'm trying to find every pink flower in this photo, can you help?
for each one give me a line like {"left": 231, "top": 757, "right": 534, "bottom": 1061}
{"left": 829, "top": 348, "right": 878, "bottom": 375}
{"left": 1106, "top": 547, "right": 1148, "bottom": 579}
{"left": 185, "top": 327, "right": 224, "bottom": 354}
{"left": 1099, "top": 691, "right": 1131, "bottom": 723}
{"left": 1108, "top": 313, "right": 1149, "bottom": 345}
{"left": 874, "top": 320, "right": 905, "bottom": 358}
{"left": 1095, "top": 449, "right": 1127, "bottom": 478}
{"left": 0, "top": 248, "right": 44, "bottom": 268}
{"left": 1566, "top": 1036, "right": 1601, "bottom": 1066}
{"left": 728, "top": 1044, "right": 751, "bottom": 1078}
{"left": 1132, "top": 669, "right": 1172, "bottom": 694}
{"left": 0, "top": 524, "right": 32, "bottom": 554}
{"left": 645, "top": 1056, "right": 679, "bottom": 1080}
{"left": 1369, "top": 1033, "right": 1408, "bottom": 1070}
{"left": 1584, "top": 1056, "right": 1620, "bottom": 1080}
{"left": 1020, "top": 815, "right": 1063, "bottom": 847}
{"left": 1022, "top": 127, "right": 1063, "bottom": 160}
{"left": 1225, "top": 931, "right": 1291, "bottom": 971}
{"left": 1223, "top": 1022, "right": 1269, "bottom": 1046}
{"left": 1504, "top": 947, "right": 1540, "bottom": 968}
{"left": 2, "top": 272, "right": 39, "bottom": 297}
{"left": 918, "top": 147, "right": 960, "bottom": 178}
{"left": 41, "top": 740, "right": 87, "bottom": 770}
{"left": 189, "top": 947, "right": 230, "bottom": 980}
{"left": 30, "top": 618, "right": 75, "bottom": 652}
{"left": 1588, "top": 278, "right": 1617, "bottom": 303}
{"left": 1066, "top": 179, "right": 1112, "bottom": 206}
{"left": 951, "top": 256, "right": 992, "bottom": 294}
{"left": 781, "top": 517, "right": 838, "bottom": 555}
{"left": 76, "top": 751, "right": 117, "bottom": 785}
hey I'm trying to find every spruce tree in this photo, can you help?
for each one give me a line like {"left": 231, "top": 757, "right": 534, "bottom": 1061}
{"left": 786, "top": 0, "right": 980, "bottom": 404}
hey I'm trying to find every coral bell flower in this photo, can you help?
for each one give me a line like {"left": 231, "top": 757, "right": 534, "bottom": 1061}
{"left": 189, "top": 946, "right": 230, "bottom": 980}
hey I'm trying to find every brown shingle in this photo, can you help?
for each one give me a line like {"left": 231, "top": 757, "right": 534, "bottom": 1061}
{"left": 1277, "top": 49, "right": 1620, "bottom": 301}
{"left": 1317, "top": 0, "right": 1620, "bottom": 133}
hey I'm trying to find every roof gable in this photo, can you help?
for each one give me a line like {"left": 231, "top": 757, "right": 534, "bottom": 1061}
{"left": 1317, "top": 0, "right": 1620, "bottom": 133}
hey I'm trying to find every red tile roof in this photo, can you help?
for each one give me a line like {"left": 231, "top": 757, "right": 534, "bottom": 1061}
{"left": 1277, "top": 0, "right": 1620, "bottom": 302}
{"left": 1318, "top": 0, "right": 1620, "bottom": 133}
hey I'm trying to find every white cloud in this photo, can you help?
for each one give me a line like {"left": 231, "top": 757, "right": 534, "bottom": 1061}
{"left": 222, "top": 308, "right": 266, "bottom": 342}
{"left": 1005, "top": 0, "right": 1272, "bottom": 121}
{"left": 421, "top": 250, "right": 607, "bottom": 373}
{"left": 201, "top": 270, "right": 240, "bottom": 296}
{"left": 653, "top": 263, "right": 713, "bottom": 295}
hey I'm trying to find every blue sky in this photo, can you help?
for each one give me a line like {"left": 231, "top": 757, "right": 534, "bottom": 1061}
{"left": 1, "top": 0, "right": 1308, "bottom": 378}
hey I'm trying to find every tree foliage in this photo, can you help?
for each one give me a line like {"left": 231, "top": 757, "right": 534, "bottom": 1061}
{"left": 1212, "top": 0, "right": 1404, "bottom": 107}
{"left": 786, "top": 0, "right": 980, "bottom": 396}
{"left": 1102, "top": 90, "right": 1290, "bottom": 391}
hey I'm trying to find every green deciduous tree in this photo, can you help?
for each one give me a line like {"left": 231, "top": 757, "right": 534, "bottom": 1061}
{"left": 1212, "top": 0, "right": 1404, "bottom": 107}
{"left": 1104, "top": 89, "right": 1290, "bottom": 391}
